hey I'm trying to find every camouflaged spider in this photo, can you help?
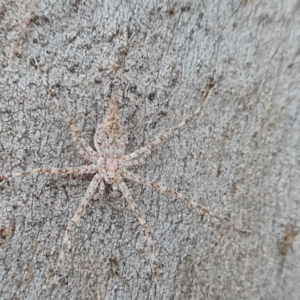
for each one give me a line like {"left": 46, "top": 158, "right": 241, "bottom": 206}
{"left": 0, "top": 74, "right": 243, "bottom": 299}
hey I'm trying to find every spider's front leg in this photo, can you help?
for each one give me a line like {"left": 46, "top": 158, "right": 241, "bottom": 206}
{"left": 0, "top": 165, "right": 98, "bottom": 181}
{"left": 118, "top": 180, "right": 158, "bottom": 300}
{"left": 122, "top": 169, "right": 248, "bottom": 234}
{"left": 50, "top": 174, "right": 102, "bottom": 291}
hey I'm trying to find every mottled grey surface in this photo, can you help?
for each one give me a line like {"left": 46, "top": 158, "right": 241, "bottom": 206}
{"left": 0, "top": 1, "right": 300, "bottom": 299}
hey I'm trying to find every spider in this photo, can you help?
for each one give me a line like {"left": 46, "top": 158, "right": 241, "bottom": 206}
{"left": 0, "top": 72, "right": 243, "bottom": 299}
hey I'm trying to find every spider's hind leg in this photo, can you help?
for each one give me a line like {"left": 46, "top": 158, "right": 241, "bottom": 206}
{"left": 124, "top": 78, "right": 215, "bottom": 161}
{"left": 36, "top": 64, "right": 98, "bottom": 163}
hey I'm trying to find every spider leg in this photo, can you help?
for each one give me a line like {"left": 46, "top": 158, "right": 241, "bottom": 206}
{"left": 0, "top": 165, "right": 97, "bottom": 181}
{"left": 51, "top": 174, "right": 102, "bottom": 290}
{"left": 123, "top": 156, "right": 146, "bottom": 167}
{"left": 92, "top": 180, "right": 105, "bottom": 201}
{"left": 122, "top": 169, "right": 247, "bottom": 234}
{"left": 118, "top": 180, "right": 158, "bottom": 300}
{"left": 40, "top": 71, "right": 98, "bottom": 163}
{"left": 125, "top": 81, "right": 214, "bottom": 161}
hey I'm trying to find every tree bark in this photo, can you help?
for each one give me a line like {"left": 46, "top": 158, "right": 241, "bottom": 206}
{"left": 1, "top": 1, "right": 300, "bottom": 299}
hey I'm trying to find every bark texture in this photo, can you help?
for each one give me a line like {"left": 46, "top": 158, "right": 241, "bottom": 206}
{"left": 0, "top": 1, "right": 300, "bottom": 299}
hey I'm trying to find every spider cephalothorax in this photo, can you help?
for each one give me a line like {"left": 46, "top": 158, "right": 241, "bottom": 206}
{"left": 94, "top": 95, "right": 129, "bottom": 185}
{"left": 0, "top": 75, "right": 245, "bottom": 300}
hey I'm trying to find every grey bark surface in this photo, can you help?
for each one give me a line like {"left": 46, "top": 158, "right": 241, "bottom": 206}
{"left": 0, "top": 1, "right": 300, "bottom": 299}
